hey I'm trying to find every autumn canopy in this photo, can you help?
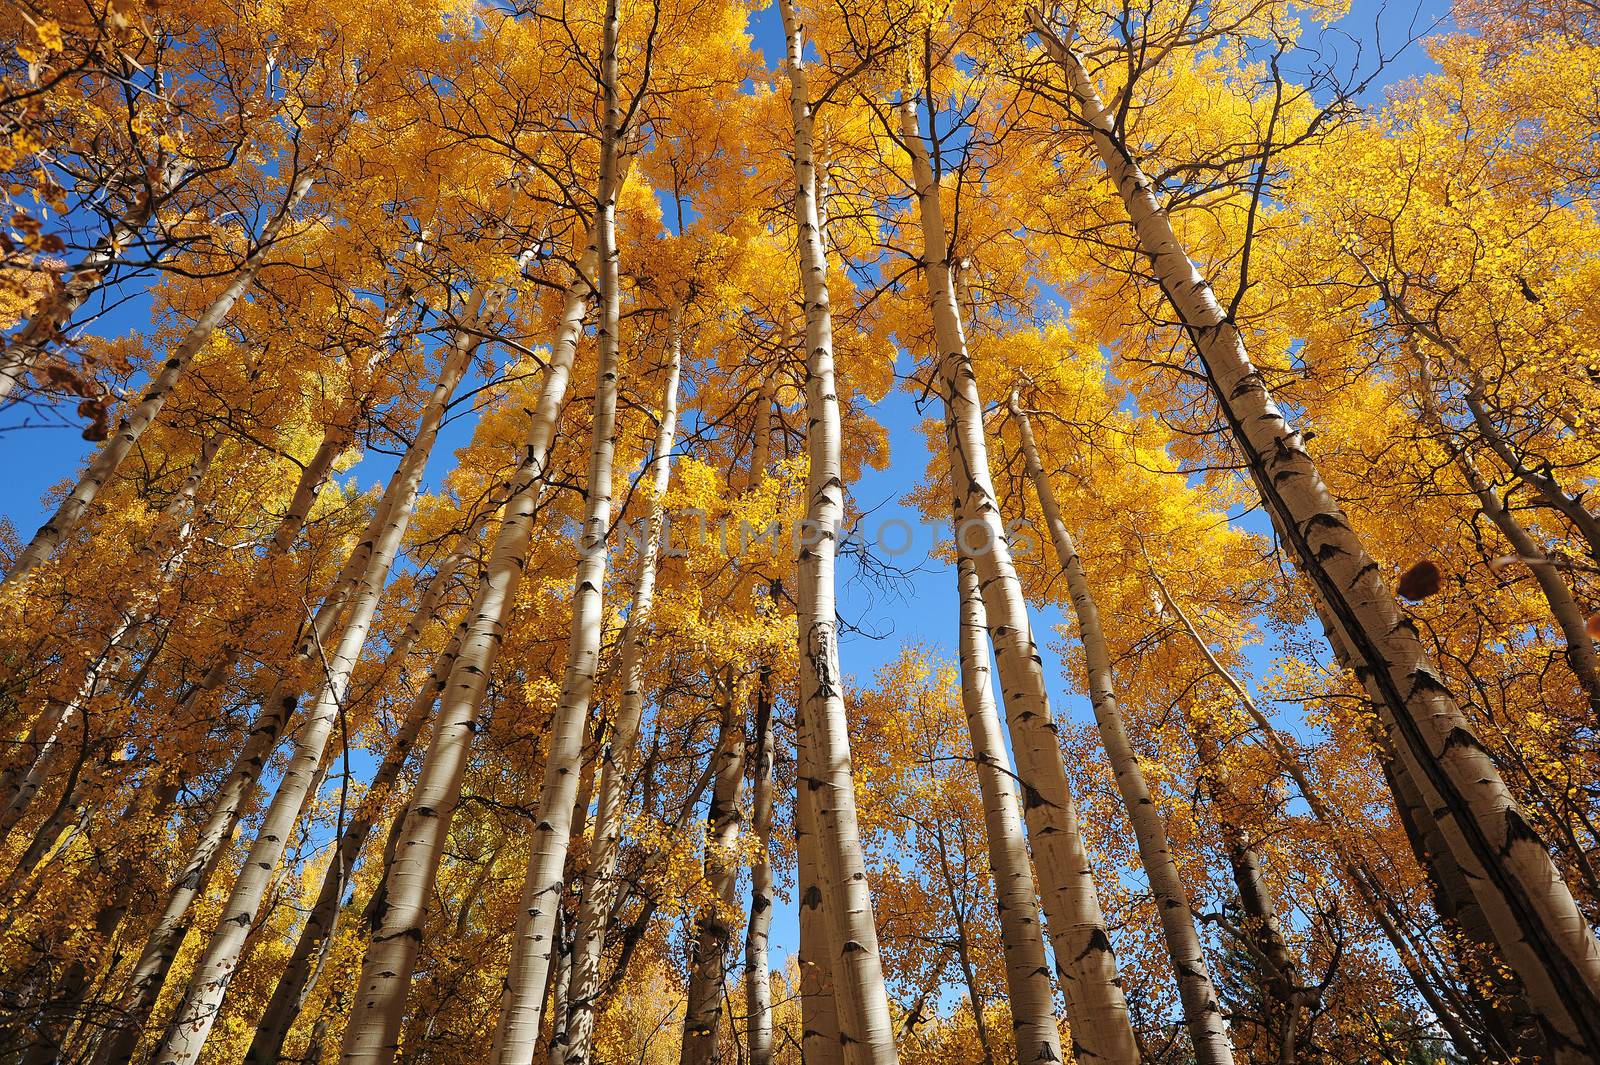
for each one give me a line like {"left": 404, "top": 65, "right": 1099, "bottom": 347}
{"left": 0, "top": 0, "right": 1598, "bottom": 1062}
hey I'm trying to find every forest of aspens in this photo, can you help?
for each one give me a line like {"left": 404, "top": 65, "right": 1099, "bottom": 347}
{"left": 1, "top": 0, "right": 1598, "bottom": 1060}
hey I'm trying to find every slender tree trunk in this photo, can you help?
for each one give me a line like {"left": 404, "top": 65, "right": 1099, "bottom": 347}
{"left": 244, "top": 549, "right": 482, "bottom": 1065}
{"left": 490, "top": 28, "right": 628, "bottom": 1057}
{"left": 4, "top": 167, "right": 315, "bottom": 587}
{"left": 336, "top": 223, "right": 603, "bottom": 1065}
{"left": 952, "top": 552, "right": 1064, "bottom": 1065}
{"left": 1148, "top": 566, "right": 1514, "bottom": 1061}
{"left": 900, "top": 95, "right": 1140, "bottom": 1065}
{"left": 1187, "top": 723, "right": 1306, "bottom": 1055}
{"left": 78, "top": 310, "right": 413, "bottom": 1057}
{"left": 779, "top": 4, "right": 899, "bottom": 1061}
{"left": 740, "top": 373, "right": 778, "bottom": 1065}
{"left": 1010, "top": 393, "right": 1236, "bottom": 1065}
{"left": 1441, "top": 428, "right": 1600, "bottom": 721}
{"left": 681, "top": 680, "right": 747, "bottom": 1065}
{"left": 1031, "top": 20, "right": 1600, "bottom": 1057}
{"left": 555, "top": 313, "right": 682, "bottom": 1065}
{"left": 743, "top": 659, "right": 777, "bottom": 1065}
{"left": 1463, "top": 392, "right": 1600, "bottom": 568}
{"left": 152, "top": 284, "right": 490, "bottom": 1065}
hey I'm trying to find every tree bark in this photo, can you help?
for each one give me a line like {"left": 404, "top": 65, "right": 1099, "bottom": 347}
{"left": 1010, "top": 392, "right": 1236, "bottom": 1065}
{"left": 554, "top": 311, "right": 682, "bottom": 1065}
{"left": 1031, "top": 19, "right": 1600, "bottom": 1057}
{"left": 680, "top": 679, "right": 747, "bottom": 1065}
{"left": 952, "top": 551, "right": 1064, "bottom": 1065}
{"left": 151, "top": 279, "right": 491, "bottom": 1065}
{"left": 900, "top": 94, "right": 1140, "bottom": 1065}
{"left": 743, "top": 655, "right": 777, "bottom": 1065}
{"left": 489, "top": 9, "right": 627, "bottom": 1056}
{"left": 778, "top": 5, "right": 900, "bottom": 1062}
{"left": 244, "top": 528, "right": 486, "bottom": 1065}
{"left": 336, "top": 222, "right": 604, "bottom": 1065}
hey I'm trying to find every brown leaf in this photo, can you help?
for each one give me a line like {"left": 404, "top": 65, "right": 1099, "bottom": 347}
{"left": 1397, "top": 560, "right": 1443, "bottom": 601}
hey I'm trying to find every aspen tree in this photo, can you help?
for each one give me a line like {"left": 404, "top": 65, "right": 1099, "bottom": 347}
{"left": 488, "top": 3, "right": 630, "bottom": 1055}
{"left": 556, "top": 313, "right": 681, "bottom": 1065}
{"left": 1146, "top": 564, "right": 1534, "bottom": 1060}
{"left": 743, "top": 659, "right": 778, "bottom": 1065}
{"left": 900, "top": 95, "right": 1140, "bottom": 1065}
{"left": 0, "top": 431, "right": 220, "bottom": 838}
{"left": 1010, "top": 391, "right": 1236, "bottom": 1065}
{"left": 779, "top": 0, "right": 900, "bottom": 1059}
{"left": 951, "top": 551, "right": 1063, "bottom": 1065}
{"left": 151, "top": 278, "right": 499, "bottom": 1065}
{"left": 1030, "top": 17, "right": 1600, "bottom": 1056}
{"left": 1407, "top": 360, "right": 1600, "bottom": 722}
{"left": 88, "top": 423, "right": 366, "bottom": 1065}
{"left": 681, "top": 677, "right": 748, "bottom": 1065}
{"left": 245, "top": 615, "right": 469, "bottom": 1065}
{"left": 337, "top": 222, "right": 602, "bottom": 1065}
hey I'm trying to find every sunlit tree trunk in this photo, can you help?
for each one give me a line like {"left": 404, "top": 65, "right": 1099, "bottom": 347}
{"left": 900, "top": 95, "right": 1140, "bottom": 1065}
{"left": 1148, "top": 566, "right": 1522, "bottom": 1061}
{"left": 1185, "top": 722, "right": 1307, "bottom": 1056}
{"left": 3, "top": 167, "right": 316, "bottom": 587}
{"left": 337, "top": 226, "right": 605, "bottom": 1065}
{"left": 151, "top": 282, "right": 492, "bottom": 1065}
{"left": 681, "top": 678, "right": 747, "bottom": 1065}
{"left": 489, "top": 10, "right": 626, "bottom": 1058}
{"left": 1010, "top": 392, "right": 1236, "bottom": 1065}
{"left": 952, "top": 551, "right": 1064, "bottom": 1065}
{"left": 245, "top": 520, "right": 489, "bottom": 1065}
{"left": 743, "top": 655, "right": 777, "bottom": 1065}
{"left": 1031, "top": 20, "right": 1600, "bottom": 1056}
{"left": 778, "top": 4, "right": 899, "bottom": 1062}
{"left": 555, "top": 312, "right": 681, "bottom": 1065}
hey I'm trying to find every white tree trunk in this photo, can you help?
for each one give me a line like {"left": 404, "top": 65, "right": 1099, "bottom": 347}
{"left": 1011, "top": 393, "right": 1235, "bottom": 1065}
{"left": 336, "top": 222, "right": 603, "bottom": 1065}
{"left": 779, "top": 4, "right": 899, "bottom": 1061}
{"left": 152, "top": 281, "right": 493, "bottom": 1065}
{"left": 1031, "top": 19, "right": 1600, "bottom": 1055}
{"left": 491, "top": 11, "right": 628, "bottom": 1051}
{"left": 554, "top": 312, "right": 681, "bottom": 1065}
{"left": 952, "top": 551, "right": 1065, "bottom": 1065}
{"left": 743, "top": 659, "right": 777, "bottom": 1065}
{"left": 901, "top": 95, "right": 1141, "bottom": 1065}
{"left": 680, "top": 682, "right": 747, "bottom": 1065}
